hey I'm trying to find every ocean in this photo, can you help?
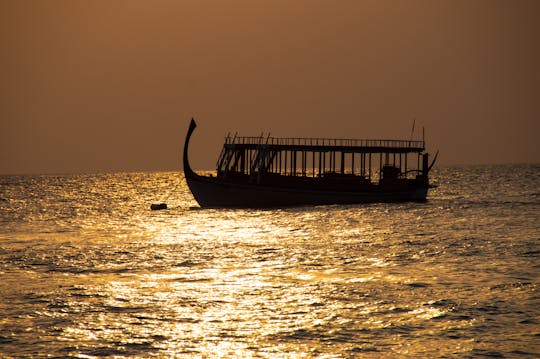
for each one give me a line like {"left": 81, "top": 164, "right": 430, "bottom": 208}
{"left": 0, "top": 164, "right": 538, "bottom": 358}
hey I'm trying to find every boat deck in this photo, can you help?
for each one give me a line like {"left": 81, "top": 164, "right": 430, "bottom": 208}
{"left": 216, "top": 133, "right": 428, "bottom": 182}
{"left": 224, "top": 135, "right": 425, "bottom": 153}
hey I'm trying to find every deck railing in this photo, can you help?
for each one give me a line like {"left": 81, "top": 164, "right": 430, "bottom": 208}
{"left": 224, "top": 135, "right": 424, "bottom": 149}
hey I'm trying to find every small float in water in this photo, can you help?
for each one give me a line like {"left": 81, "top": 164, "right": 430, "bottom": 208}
{"left": 183, "top": 119, "right": 437, "bottom": 208}
{"left": 150, "top": 203, "right": 167, "bottom": 210}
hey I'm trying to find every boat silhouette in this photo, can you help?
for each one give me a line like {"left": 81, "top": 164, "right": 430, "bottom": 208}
{"left": 183, "top": 119, "right": 436, "bottom": 208}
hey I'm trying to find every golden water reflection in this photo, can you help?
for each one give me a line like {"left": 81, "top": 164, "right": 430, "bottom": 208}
{"left": 53, "top": 246, "right": 483, "bottom": 357}
{"left": 1, "top": 170, "right": 538, "bottom": 357}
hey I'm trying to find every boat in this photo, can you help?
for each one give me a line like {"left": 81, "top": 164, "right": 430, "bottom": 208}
{"left": 183, "top": 119, "right": 437, "bottom": 208}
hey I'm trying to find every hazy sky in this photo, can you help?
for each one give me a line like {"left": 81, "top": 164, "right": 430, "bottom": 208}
{"left": 1, "top": 0, "right": 539, "bottom": 174}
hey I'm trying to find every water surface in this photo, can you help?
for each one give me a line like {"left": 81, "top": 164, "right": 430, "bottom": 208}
{"left": 0, "top": 165, "right": 538, "bottom": 357}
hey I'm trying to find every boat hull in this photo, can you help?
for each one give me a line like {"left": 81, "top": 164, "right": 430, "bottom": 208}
{"left": 186, "top": 175, "right": 427, "bottom": 208}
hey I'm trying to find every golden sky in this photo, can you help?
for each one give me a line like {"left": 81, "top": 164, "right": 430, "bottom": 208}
{"left": 1, "top": 0, "right": 539, "bottom": 174}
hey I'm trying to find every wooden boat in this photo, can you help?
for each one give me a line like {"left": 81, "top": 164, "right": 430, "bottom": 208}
{"left": 183, "top": 119, "right": 437, "bottom": 208}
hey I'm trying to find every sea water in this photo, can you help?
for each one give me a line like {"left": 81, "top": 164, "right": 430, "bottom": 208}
{"left": 0, "top": 164, "right": 538, "bottom": 358}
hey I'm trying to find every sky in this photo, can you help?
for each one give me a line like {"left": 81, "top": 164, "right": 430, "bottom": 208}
{"left": 1, "top": 0, "right": 539, "bottom": 174}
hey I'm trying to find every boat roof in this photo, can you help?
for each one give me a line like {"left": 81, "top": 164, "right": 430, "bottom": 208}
{"left": 223, "top": 135, "right": 425, "bottom": 154}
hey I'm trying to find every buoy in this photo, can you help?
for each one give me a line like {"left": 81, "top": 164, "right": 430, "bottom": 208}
{"left": 150, "top": 203, "right": 167, "bottom": 210}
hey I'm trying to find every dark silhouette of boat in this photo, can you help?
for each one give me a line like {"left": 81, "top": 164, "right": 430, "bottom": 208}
{"left": 183, "top": 119, "right": 437, "bottom": 208}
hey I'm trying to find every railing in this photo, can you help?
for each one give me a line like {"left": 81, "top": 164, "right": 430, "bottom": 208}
{"left": 224, "top": 135, "right": 424, "bottom": 149}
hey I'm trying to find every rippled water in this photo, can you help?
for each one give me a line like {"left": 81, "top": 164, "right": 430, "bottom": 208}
{"left": 0, "top": 165, "right": 538, "bottom": 358}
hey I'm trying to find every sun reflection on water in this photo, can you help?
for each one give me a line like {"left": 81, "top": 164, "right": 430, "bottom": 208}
{"left": 53, "top": 206, "right": 523, "bottom": 356}
{"left": 1, "top": 169, "right": 538, "bottom": 357}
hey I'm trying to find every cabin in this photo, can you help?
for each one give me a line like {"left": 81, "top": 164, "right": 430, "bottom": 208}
{"left": 215, "top": 133, "right": 429, "bottom": 191}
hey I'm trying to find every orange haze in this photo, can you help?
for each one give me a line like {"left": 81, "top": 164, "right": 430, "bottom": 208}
{"left": 1, "top": 0, "right": 539, "bottom": 174}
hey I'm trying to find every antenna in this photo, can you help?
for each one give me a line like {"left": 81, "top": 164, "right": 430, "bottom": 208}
{"left": 410, "top": 118, "right": 416, "bottom": 141}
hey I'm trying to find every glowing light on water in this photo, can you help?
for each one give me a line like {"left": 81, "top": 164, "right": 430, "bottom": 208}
{"left": 0, "top": 167, "right": 538, "bottom": 357}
